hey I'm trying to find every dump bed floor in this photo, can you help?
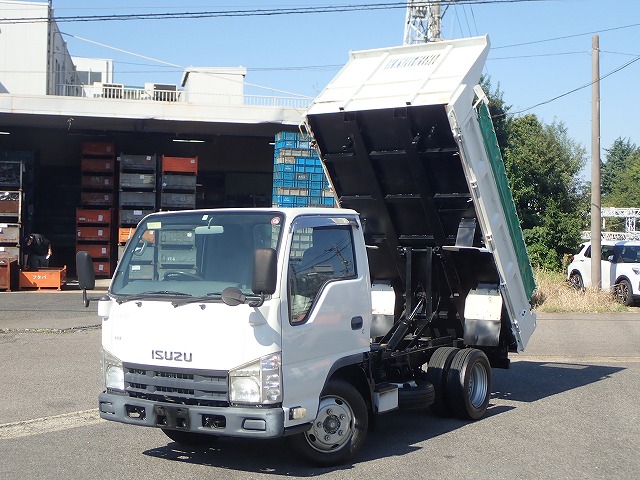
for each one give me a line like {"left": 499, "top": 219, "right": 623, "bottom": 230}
{"left": 306, "top": 104, "right": 486, "bottom": 284}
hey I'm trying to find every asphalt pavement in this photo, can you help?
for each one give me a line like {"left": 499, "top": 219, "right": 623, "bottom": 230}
{"left": 0, "top": 279, "right": 109, "bottom": 331}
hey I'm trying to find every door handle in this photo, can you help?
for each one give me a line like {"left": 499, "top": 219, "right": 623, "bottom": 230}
{"left": 351, "top": 316, "right": 363, "bottom": 330}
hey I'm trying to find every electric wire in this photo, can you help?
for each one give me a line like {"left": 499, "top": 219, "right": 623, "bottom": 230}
{"left": 495, "top": 54, "right": 640, "bottom": 118}
{"left": 0, "top": 1, "right": 569, "bottom": 25}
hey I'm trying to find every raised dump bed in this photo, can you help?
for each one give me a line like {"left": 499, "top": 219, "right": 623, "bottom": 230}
{"left": 305, "top": 35, "right": 536, "bottom": 351}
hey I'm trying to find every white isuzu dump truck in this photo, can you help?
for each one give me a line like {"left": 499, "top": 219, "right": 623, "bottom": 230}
{"left": 77, "top": 35, "right": 536, "bottom": 466}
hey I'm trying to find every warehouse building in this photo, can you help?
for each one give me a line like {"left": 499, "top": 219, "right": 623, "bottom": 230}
{"left": 0, "top": 1, "right": 307, "bottom": 276}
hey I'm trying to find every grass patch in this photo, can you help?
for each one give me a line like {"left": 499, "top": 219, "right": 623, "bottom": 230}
{"left": 531, "top": 268, "right": 631, "bottom": 313}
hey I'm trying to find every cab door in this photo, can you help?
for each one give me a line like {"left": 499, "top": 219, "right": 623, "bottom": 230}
{"left": 280, "top": 215, "right": 371, "bottom": 422}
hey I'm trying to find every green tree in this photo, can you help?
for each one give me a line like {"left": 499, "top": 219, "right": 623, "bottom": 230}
{"left": 503, "top": 115, "right": 587, "bottom": 270}
{"left": 602, "top": 137, "right": 636, "bottom": 199}
{"left": 605, "top": 149, "right": 640, "bottom": 207}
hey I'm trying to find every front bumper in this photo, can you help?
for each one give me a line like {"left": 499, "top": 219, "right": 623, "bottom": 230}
{"left": 99, "top": 391, "right": 285, "bottom": 439}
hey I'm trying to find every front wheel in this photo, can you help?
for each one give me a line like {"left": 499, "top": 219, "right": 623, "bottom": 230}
{"left": 569, "top": 271, "right": 584, "bottom": 290}
{"left": 288, "top": 380, "right": 368, "bottom": 466}
{"left": 446, "top": 349, "right": 492, "bottom": 420}
{"left": 615, "top": 279, "right": 634, "bottom": 306}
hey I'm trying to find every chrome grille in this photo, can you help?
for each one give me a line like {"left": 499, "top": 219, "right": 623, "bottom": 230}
{"left": 123, "top": 363, "right": 228, "bottom": 406}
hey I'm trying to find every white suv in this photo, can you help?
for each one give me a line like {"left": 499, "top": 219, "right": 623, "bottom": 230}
{"left": 567, "top": 240, "right": 640, "bottom": 306}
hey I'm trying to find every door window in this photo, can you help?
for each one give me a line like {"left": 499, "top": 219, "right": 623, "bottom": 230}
{"left": 288, "top": 226, "right": 355, "bottom": 323}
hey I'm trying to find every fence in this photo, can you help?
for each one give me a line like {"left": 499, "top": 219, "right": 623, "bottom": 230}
{"left": 56, "top": 83, "right": 311, "bottom": 109}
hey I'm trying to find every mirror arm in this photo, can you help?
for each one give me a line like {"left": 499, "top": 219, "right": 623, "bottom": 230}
{"left": 82, "top": 288, "right": 106, "bottom": 308}
{"left": 248, "top": 293, "right": 265, "bottom": 308}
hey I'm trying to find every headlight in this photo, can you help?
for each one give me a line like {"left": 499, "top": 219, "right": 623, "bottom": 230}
{"left": 229, "top": 353, "right": 281, "bottom": 405}
{"left": 102, "top": 348, "right": 125, "bottom": 392}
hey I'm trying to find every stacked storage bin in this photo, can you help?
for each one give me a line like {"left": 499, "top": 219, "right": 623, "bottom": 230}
{"left": 118, "top": 154, "right": 157, "bottom": 248}
{"left": 272, "top": 132, "right": 335, "bottom": 208}
{"left": 0, "top": 154, "right": 31, "bottom": 289}
{"left": 77, "top": 142, "right": 116, "bottom": 277}
{"left": 0, "top": 159, "right": 24, "bottom": 263}
{"left": 159, "top": 156, "right": 198, "bottom": 211}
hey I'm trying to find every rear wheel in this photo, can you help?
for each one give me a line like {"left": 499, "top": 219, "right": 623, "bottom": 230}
{"left": 288, "top": 380, "right": 368, "bottom": 466}
{"left": 425, "top": 346, "right": 459, "bottom": 416}
{"left": 446, "top": 348, "right": 492, "bottom": 420}
{"left": 161, "top": 429, "right": 217, "bottom": 446}
{"left": 615, "top": 279, "right": 634, "bottom": 306}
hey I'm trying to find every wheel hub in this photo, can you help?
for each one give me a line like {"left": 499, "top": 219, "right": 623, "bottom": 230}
{"left": 306, "top": 397, "right": 353, "bottom": 452}
{"left": 468, "top": 362, "right": 489, "bottom": 408}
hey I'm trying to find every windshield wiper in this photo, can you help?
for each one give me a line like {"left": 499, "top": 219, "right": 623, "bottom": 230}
{"left": 115, "top": 291, "right": 192, "bottom": 304}
{"left": 169, "top": 293, "right": 223, "bottom": 307}
{"left": 142, "top": 290, "right": 192, "bottom": 296}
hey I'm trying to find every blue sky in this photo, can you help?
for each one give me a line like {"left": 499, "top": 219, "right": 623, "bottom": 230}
{"left": 16, "top": 1, "right": 640, "bottom": 176}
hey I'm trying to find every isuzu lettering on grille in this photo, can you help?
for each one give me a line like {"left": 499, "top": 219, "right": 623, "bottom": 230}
{"left": 151, "top": 350, "right": 193, "bottom": 362}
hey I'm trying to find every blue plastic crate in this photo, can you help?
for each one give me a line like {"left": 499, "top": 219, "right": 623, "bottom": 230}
{"left": 274, "top": 163, "right": 295, "bottom": 173}
{"left": 293, "top": 179, "right": 311, "bottom": 189}
{"left": 322, "top": 196, "right": 335, "bottom": 205}
{"left": 273, "top": 194, "right": 295, "bottom": 206}
{"left": 275, "top": 139, "right": 298, "bottom": 149}
{"left": 310, "top": 189, "right": 322, "bottom": 197}
{"left": 294, "top": 196, "right": 309, "bottom": 206}
{"left": 275, "top": 132, "right": 298, "bottom": 141}
{"left": 295, "top": 172, "right": 309, "bottom": 181}
{"left": 274, "top": 171, "right": 296, "bottom": 181}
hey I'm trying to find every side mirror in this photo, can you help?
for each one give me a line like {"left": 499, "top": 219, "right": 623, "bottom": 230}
{"left": 221, "top": 287, "right": 246, "bottom": 307}
{"left": 252, "top": 248, "right": 277, "bottom": 295}
{"left": 76, "top": 251, "right": 97, "bottom": 308}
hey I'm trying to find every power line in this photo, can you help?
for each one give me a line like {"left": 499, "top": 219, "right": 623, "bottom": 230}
{"left": 489, "top": 50, "right": 589, "bottom": 60}
{"left": 493, "top": 22, "right": 640, "bottom": 49}
{"left": 503, "top": 54, "right": 640, "bottom": 117}
{"left": 0, "top": 1, "right": 561, "bottom": 24}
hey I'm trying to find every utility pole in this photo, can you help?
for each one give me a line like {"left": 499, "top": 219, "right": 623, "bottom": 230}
{"left": 404, "top": 1, "right": 442, "bottom": 45}
{"left": 591, "top": 35, "right": 602, "bottom": 290}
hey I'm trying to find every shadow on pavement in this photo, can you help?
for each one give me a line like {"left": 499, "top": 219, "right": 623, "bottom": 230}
{"left": 142, "top": 360, "right": 625, "bottom": 474}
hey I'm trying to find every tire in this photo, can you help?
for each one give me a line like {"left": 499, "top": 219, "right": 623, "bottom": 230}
{"left": 615, "top": 279, "right": 634, "bottom": 306}
{"left": 425, "top": 346, "right": 459, "bottom": 416}
{"left": 569, "top": 271, "right": 584, "bottom": 290}
{"left": 288, "top": 380, "right": 368, "bottom": 466}
{"left": 161, "top": 428, "right": 217, "bottom": 447}
{"left": 398, "top": 382, "right": 435, "bottom": 410}
{"left": 446, "top": 348, "right": 492, "bottom": 420}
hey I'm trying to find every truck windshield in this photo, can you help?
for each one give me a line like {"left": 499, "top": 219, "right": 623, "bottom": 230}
{"left": 110, "top": 211, "right": 283, "bottom": 298}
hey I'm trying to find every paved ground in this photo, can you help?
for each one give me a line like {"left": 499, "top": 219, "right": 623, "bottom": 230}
{"left": 0, "top": 279, "right": 109, "bottom": 331}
